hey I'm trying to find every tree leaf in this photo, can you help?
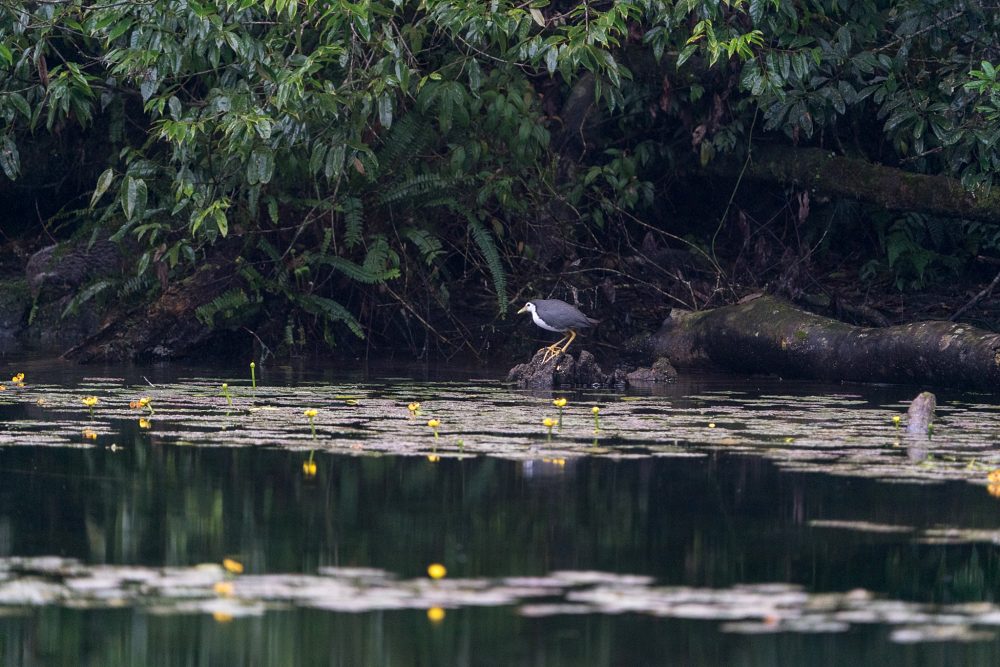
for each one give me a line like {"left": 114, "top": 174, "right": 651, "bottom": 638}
{"left": 121, "top": 176, "right": 147, "bottom": 221}
{"left": 0, "top": 137, "right": 20, "bottom": 180}
{"left": 248, "top": 148, "right": 274, "bottom": 185}
{"left": 378, "top": 94, "right": 393, "bottom": 129}
{"left": 90, "top": 168, "right": 115, "bottom": 208}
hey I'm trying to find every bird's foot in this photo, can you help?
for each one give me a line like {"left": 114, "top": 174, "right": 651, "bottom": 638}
{"left": 540, "top": 345, "right": 563, "bottom": 364}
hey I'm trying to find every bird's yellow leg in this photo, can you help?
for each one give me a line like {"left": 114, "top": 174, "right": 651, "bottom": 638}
{"left": 541, "top": 333, "right": 570, "bottom": 363}
{"left": 558, "top": 329, "right": 578, "bottom": 355}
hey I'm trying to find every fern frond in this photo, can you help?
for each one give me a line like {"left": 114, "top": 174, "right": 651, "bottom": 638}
{"left": 257, "top": 237, "right": 282, "bottom": 263}
{"left": 294, "top": 294, "right": 365, "bottom": 338}
{"left": 466, "top": 213, "right": 508, "bottom": 316}
{"left": 341, "top": 196, "right": 364, "bottom": 249}
{"left": 321, "top": 255, "right": 399, "bottom": 283}
{"left": 62, "top": 280, "right": 113, "bottom": 318}
{"left": 375, "top": 112, "right": 437, "bottom": 172}
{"left": 402, "top": 227, "right": 444, "bottom": 266}
{"left": 195, "top": 288, "right": 250, "bottom": 326}
{"left": 320, "top": 227, "right": 333, "bottom": 255}
{"left": 376, "top": 173, "right": 461, "bottom": 208}
{"left": 362, "top": 235, "right": 401, "bottom": 279}
{"left": 118, "top": 273, "right": 155, "bottom": 298}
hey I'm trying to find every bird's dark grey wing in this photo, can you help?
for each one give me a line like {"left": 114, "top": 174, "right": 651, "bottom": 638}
{"left": 535, "top": 299, "right": 597, "bottom": 329}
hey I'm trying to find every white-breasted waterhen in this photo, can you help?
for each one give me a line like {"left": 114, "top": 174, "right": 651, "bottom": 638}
{"left": 517, "top": 299, "right": 599, "bottom": 363}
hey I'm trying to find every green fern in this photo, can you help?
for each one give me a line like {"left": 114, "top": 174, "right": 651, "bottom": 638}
{"left": 320, "top": 227, "right": 333, "bottom": 255}
{"left": 362, "top": 235, "right": 400, "bottom": 278}
{"left": 195, "top": 288, "right": 250, "bottom": 326}
{"left": 376, "top": 173, "right": 463, "bottom": 208}
{"left": 402, "top": 227, "right": 444, "bottom": 266}
{"left": 61, "top": 280, "right": 113, "bottom": 318}
{"left": 294, "top": 294, "right": 365, "bottom": 338}
{"left": 375, "top": 112, "right": 437, "bottom": 172}
{"left": 118, "top": 273, "right": 155, "bottom": 298}
{"left": 417, "top": 80, "right": 469, "bottom": 134}
{"left": 321, "top": 255, "right": 399, "bottom": 283}
{"left": 342, "top": 196, "right": 364, "bottom": 249}
{"left": 257, "top": 237, "right": 282, "bottom": 263}
{"left": 465, "top": 213, "right": 508, "bottom": 315}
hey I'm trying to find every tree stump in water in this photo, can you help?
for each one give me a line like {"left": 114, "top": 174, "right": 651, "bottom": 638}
{"left": 651, "top": 295, "right": 1000, "bottom": 390}
{"left": 906, "top": 392, "right": 936, "bottom": 436}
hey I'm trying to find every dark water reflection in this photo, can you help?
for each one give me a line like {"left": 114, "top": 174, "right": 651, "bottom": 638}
{"left": 4, "top": 444, "right": 999, "bottom": 592}
{"left": 5, "top": 608, "right": 1000, "bottom": 667}
{"left": 1, "top": 359, "right": 1000, "bottom": 664}
{"left": 0, "top": 446, "right": 999, "bottom": 664}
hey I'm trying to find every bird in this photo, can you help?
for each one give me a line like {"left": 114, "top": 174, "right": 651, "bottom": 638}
{"left": 517, "top": 299, "right": 599, "bottom": 363}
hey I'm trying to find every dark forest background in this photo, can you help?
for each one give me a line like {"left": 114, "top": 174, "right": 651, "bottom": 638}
{"left": 2, "top": 0, "right": 1000, "bottom": 362}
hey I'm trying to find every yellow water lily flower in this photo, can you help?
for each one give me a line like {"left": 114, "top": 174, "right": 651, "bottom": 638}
{"left": 214, "top": 582, "right": 234, "bottom": 597}
{"left": 427, "top": 563, "right": 447, "bottom": 579}
{"left": 222, "top": 558, "right": 244, "bottom": 574}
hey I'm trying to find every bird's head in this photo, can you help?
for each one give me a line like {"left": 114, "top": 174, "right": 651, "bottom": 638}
{"left": 517, "top": 301, "right": 536, "bottom": 315}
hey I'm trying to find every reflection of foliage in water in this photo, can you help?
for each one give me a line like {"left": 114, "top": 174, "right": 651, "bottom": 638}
{"left": 0, "top": 557, "right": 998, "bottom": 645}
{"left": 3, "top": 377, "right": 1000, "bottom": 661}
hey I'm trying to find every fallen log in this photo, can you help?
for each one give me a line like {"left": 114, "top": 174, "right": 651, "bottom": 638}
{"left": 743, "top": 146, "right": 1000, "bottom": 225}
{"left": 651, "top": 295, "right": 1000, "bottom": 390}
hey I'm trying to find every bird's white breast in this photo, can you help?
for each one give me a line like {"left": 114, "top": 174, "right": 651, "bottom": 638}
{"left": 530, "top": 309, "right": 563, "bottom": 332}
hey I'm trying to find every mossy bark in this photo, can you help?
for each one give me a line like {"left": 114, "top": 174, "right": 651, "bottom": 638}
{"left": 653, "top": 295, "right": 1000, "bottom": 390}
{"left": 746, "top": 146, "right": 1000, "bottom": 224}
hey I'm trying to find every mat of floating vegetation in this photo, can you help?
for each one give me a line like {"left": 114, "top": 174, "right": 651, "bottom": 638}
{"left": 0, "top": 556, "right": 995, "bottom": 643}
{"left": 2, "top": 379, "right": 1000, "bottom": 489}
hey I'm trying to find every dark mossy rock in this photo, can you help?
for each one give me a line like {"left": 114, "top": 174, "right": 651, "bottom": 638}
{"left": 0, "top": 278, "right": 30, "bottom": 353}
{"left": 25, "top": 240, "right": 124, "bottom": 303}
{"left": 507, "top": 349, "right": 623, "bottom": 389}
{"left": 626, "top": 357, "right": 678, "bottom": 384}
{"left": 20, "top": 297, "right": 105, "bottom": 352}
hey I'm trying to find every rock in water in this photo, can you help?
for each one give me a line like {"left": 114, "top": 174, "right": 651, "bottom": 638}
{"left": 626, "top": 357, "right": 678, "bottom": 384}
{"left": 507, "top": 349, "right": 620, "bottom": 389}
{"left": 906, "top": 391, "right": 936, "bottom": 436}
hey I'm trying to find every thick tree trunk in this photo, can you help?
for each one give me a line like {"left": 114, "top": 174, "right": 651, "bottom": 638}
{"left": 651, "top": 295, "right": 1000, "bottom": 390}
{"left": 744, "top": 146, "right": 1000, "bottom": 224}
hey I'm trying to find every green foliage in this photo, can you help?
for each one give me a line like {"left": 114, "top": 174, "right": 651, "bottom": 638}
{"left": 860, "top": 213, "right": 983, "bottom": 291}
{"left": 61, "top": 280, "right": 114, "bottom": 319}
{"left": 2, "top": 0, "right": 1000, "bottom": 350}
{"left": 196, "top": 289, "right": 251, "bottom": 326}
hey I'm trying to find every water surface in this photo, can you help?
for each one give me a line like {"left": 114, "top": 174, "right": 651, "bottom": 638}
{"left": 0, "top": 359, "right": 999, "bottom": 665}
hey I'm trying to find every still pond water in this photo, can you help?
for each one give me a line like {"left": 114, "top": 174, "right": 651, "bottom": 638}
{"left": 1, "top": 358, "right": 1000, "bottom": 665}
